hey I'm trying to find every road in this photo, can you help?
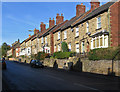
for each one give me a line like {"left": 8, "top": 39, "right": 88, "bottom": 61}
{"left": 2, "top": 61, "right": 120, "bottom": 91}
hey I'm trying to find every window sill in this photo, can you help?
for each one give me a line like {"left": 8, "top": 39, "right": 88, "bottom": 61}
{"left": 64, "top": 38, "right": 67, "bottom": 40}
{"left": 96, "top": 27, "right": 102, "bottom": 31}
{"left": 75, "top": 36, "right": 79, "bottom": 39}
{"left": 57, "top": 39, "right": 60, "bottom": 41}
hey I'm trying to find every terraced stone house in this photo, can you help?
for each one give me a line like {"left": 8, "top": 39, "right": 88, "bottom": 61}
{"left": 17, "top": 0, "right": 119, "bottom": 58}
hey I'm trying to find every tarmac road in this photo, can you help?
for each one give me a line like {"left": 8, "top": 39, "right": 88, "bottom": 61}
{"left": 2, "top": 61, "right": 120, "bottom": 92}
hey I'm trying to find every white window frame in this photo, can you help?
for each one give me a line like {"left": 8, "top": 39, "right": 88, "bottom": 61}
{"left": 58, "top": 44, "right": 60, "bottom": 51}
{"left": 76, "top": 27, "right": 79, "bottom": 37}
{"left": 97, "top": 16, "right": 101, "bottom": 29}
{"left": 68, "top": 43, "right": 71, "bottom": 51}
{"left": 54, "top": 45, "right": 57, "bottom": 52}
{"left": 86, "top": 22, "right": 89, "bottom": 33}
{"left": 41, "top": 37, "right": 44, "bottom": 44}
{"left": 58, "top": 32, "right": 60, "bottom": 40}
{"left": 91, "top": 34, "right": 108, "bottom": 49}
{"left": 45, "top": 37, "right": 47, "bottom": 44}
{"left": 64, "top": 31, "right": 67, "bottom": 39}
{"left": 76, "top": 43, "right": 79, "bottom": 53}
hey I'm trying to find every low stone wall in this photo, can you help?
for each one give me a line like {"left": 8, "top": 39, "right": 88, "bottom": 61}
{"left": 43, "top": 57, "right": 120, "bottom": 76}
{"left": 81, "top": 59, "right": 120, "bottom": 76}
{"left": 44, "top": 58, "right": 69, "bottom": 68}
{"left": 15, "top": 56, "right": 120, "bottom": 76}
{"left": 15, "top": 57, "right": 31, "bottom": 64}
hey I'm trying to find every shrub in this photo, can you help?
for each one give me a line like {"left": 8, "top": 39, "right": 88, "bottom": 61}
{"left": 35, "top": 52, "right": 50, "bottom": 60}
{"left": 61, "top": 42, "right": 69, "bottom": 52}
{"left": 8, "top": 55, "right": 12, "bottom": 58}
{"left": 53, "top": 51, "right": 74, "bottom": 59}
{"left": 88, "top": 47, "right": 120, "bottom": 60}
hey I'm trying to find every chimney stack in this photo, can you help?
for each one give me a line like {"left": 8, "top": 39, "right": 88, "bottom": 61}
{"left": 29, "top": 34, "right": 31, "bottom": 37}
{"left": 40, "top": 22, "right": 46, "bottom": 32}
{"left": 49, "top": 18, "right": 55, "bottom": 28}
{"left": 90, "top": 0, "right": 100, "bottom": 11}
{"left": 56, "top": 13, "right": 64, "bottom": 25}
{"left": 76, "top": 3, "right": 86, "bottom": 17}
{"left": 34, "top": 28, "right": 39, "bottom": 34}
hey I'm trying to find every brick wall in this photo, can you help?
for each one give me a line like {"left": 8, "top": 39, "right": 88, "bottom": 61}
{"left": 110, "top": 1, "right": 120, "bottom": 47}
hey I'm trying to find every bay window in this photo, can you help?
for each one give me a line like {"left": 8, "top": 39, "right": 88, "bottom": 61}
{"left": 91, "top": 34, "right": 108, "bottom": 49}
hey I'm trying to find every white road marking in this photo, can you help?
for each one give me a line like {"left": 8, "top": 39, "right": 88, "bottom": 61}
{"left": 47, "top": 75, "right": 64, "bottom": 81}
{"left": 73, "top": 83, "right": 102, "bottom": 91}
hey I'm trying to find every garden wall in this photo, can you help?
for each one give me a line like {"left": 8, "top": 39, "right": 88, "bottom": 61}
{"left": 43, "top": 57, "right": 120, "bottom": 76}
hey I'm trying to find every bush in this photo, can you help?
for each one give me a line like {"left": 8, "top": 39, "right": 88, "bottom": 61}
{"left": 61, "top": 42, "right": 69, "bottom": 52}
{"left": 88, "top": 47, "right": 120, "bottom": 60}
{"left": 53, "top": 51, "right": 74, "bottom": 59}
{"left": 8, "top": 55, "right": 12, "bottom": 58}
{"left": 35, "top": 52, "right": 50, "bottom": 60}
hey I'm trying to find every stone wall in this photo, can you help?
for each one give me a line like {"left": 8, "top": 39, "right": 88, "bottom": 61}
{"left": 81, "top": 59, "right": 120, "bottom": 76}
{"left": 43, "top": 57, "right": 120, "bottom": 76}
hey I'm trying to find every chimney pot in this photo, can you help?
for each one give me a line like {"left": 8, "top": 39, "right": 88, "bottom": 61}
{"left": 56, "top": 13, "right": 64, "bottom": 25}
{"left": 90, "top": 0, "right": 100, "bottom": 11}
{"left": 40, "top": 22, "right": 46, "bottom": 32}
{"left": 29, "top": 34, "right": 31, "bottom": 37}
{"left": 76, "top": 4, "right": 86, "bottom": 17}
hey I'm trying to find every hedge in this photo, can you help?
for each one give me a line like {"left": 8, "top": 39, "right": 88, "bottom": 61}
{"left": 53, "top": 51, "right": 75, "bottom": 59}
{"left": 35, "top": 52, "right": 50, "bottom": 60}
{"left": 88, "top": 47, "right": 120, "bottom": 60}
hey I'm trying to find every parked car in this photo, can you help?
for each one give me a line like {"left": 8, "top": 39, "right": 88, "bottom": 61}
{"left": 30, "top": 60, "right": 44, "bottom": 68}
{"left": 0, "top": 58, "right": 6, "bottom": 69}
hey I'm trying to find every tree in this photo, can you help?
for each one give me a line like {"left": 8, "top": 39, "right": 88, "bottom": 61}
{"left": 61, "top": 42, "right": 69, "bottom": 52}
{"left": 1, "top": 42, "right": 11, "bottom": 57}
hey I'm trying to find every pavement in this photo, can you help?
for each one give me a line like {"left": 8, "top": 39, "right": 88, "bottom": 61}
{"left": 2, "top": 61, "right": 120, "bottom": 92}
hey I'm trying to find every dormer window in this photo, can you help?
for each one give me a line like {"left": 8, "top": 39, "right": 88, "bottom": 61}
{"left": 76, "top": 27, "right": 79, "bottom": 37}
{"left": 97, "top": 16, "right": 101, "bottom": 29}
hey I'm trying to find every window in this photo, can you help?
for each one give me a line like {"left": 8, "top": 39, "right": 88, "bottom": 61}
{"left": 41, "top": 37, "right": 43, "bottom": 44}
{"left": 58, "top": 44, "right": 60, "bottom": 51}
{"left": 86, "top": 22, "right": 89, "bottom": 33}
{"left": 76, "top": 43, "right": 79, "bottom": 53}
{"left": 45, "top": 37, "right": 47, "bottom": 44}
{"left": 81, "top": 41, "right": 85, "bottom": 53}
{"left": 104, "top": 35, "right": 108, "bottom": 47}
{"left": 64, "top": 31, "right": 67, "bottom": 39}
{"left": 97, "top": 16, "right": 101, "bottom": 29}
{"left": 91, "top": 34, "right": 108, "bottom": 49}
{"left": 68, "top": 43, "right": 71, "bottom": 51}
{"left": 76, "top": 27, "right": 79, "bottom": 37}
{"left": 54, "top": 45, "right": 57, "bottom": 52}
{"left": 58, "top": 32, "right": 60, "bottom": 40}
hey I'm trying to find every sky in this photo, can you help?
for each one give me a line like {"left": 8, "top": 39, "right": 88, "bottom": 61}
{"left": 2, "top": 1, "right": 107, "bottom": 46}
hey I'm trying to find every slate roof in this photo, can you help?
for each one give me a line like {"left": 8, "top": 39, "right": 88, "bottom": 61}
{"left": 72, "top": 1, "right": 115, "bottom": 27}
{"left": 52, "top": 20, "right": 68, "bottom": 34}
{"left": 38, "top": 25, "right": 57, "bottom": 38}
{"left": 60, "top": 14, "right": 85, "bottom": 31}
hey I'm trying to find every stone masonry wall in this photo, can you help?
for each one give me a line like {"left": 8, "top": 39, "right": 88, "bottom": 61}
{"left": 43, "top": 57, "right": 120, "bottom": 76}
